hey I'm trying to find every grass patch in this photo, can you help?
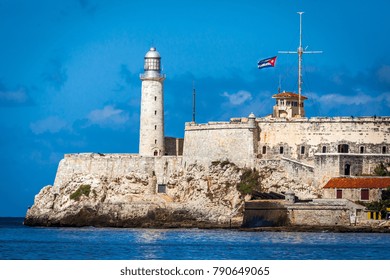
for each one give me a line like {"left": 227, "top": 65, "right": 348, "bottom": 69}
{"left": 70, "top": 184, "right": 91, "bottom": 201}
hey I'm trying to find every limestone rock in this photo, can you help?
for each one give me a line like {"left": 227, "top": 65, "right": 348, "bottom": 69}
{"left": 25, "top": 162, "right": 245, "bottom": 228}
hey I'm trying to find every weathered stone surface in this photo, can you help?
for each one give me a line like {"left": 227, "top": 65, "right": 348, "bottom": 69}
{"left": 25, "top": 162, "right": 245, "bottom": 228}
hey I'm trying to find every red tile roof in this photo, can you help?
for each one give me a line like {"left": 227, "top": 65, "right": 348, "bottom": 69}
{"left": 272, "top": 91, "right": 308, "bottom": 100}
{"left": 323, "top": 177, "right": 390, "bottom": 189}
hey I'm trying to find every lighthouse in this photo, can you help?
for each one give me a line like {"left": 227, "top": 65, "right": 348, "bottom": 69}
{"left": 139, "top": 47, "right": 166, "bottom": 156}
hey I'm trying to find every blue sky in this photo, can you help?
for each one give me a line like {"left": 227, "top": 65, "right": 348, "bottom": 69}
{"left": 0, "top": 0, "right": 389, "bottom": 216}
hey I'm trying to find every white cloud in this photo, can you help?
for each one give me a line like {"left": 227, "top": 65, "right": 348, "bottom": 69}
{"left": 222, "top": 90, "right": 252, "bottom": 105}
{"left": 311, "top": 91, "right": 390, "bottom": 108}
{"left": 319, "top": 93, "right": 372, "bottom": 106}
{"left": 30, "top": 116, "right": 68, "bottom": 135}
{"left": 87, "top": 105, "right": 129, "bottom": 126}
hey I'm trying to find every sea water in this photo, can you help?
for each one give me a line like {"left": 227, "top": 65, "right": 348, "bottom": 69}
{"left": 0, "top": 217, "right": 389, "bottom": 260}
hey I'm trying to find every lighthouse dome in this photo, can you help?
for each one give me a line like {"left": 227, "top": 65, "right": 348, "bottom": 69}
{"left": 145, "top": 47, "right": 161, "bottom": 58}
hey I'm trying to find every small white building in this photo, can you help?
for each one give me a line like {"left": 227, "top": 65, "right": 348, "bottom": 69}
{"left": 272, "top": 91, "right": 307, "bottom": 118}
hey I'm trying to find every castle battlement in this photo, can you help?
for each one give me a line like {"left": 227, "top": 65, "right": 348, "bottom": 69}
{"left": 256, "top": 116, "right": 390, "bottom": 123}
{"left": 64, "top": 153, "right": 140, "bottom": 160}
{"left": 185, "top": 120, "right": 252, "bottom": 131}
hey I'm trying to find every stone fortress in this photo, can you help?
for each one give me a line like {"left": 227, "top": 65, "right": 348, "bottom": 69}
{"left": 24, "top": 47, "right": 390, "bottom": 229}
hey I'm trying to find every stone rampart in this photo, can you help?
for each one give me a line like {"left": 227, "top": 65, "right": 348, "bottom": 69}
{"left": 53, "top": 153, "right": 182, "bottom": 193}
{"left": 244, "top": 199, "right": 366, "bottom": 227}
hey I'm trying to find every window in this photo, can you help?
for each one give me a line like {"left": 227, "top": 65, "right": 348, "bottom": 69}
{"left": 279, "top": 146, "right": 284, "bottom": 154}
{"left": 338, "top": 144, "right": 349, "bottom": 153}
{"left": 157, "top": 184, "right": 166, "bottom": 193}
{"left": 300, "top": 146, "right": 305, "bottom": 155}
{"left": 154, "top": 96, "right": 157, "bottom": 101}
{"left": 155, "top": 110, "right": 157, "bottom": 115}
{"left": 336, "top": 189, "right": 343, "bottom": 199}
{"left": 286, "top": 101, "right": 291, "bottom": 106}
{"left": 382, "top": 146, "right": 387, "bottom": 154}
{"left": 153, "top": 150, "right": 158, "bottom": 156}
{"left": 344, "top": 163, "right": 351, "bottom": 176}
{"left": 360, "top": 146, "right": 365, "bottom": 154}
{"left": 262, "top": 146, "right": 267, "bottom": 154}
{"left": 322, "top": 146, "right": 327, "bottom": 153}
{"left": 155, "top": 125, "right": 157, "bottom": 130}
{"left": 155, "top": 139, "right": 157, "bottom": 144}
{"left": 361, "top": 189, "right": 369, "bottom": 200}
{"left": 145, "top": 58, "right": 160, "bottom": 71}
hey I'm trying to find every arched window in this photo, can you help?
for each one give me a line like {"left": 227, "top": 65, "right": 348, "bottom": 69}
{"left": 300, "top": 146, "right": 305, "bottom": 155}
{"left": 279, "top": 146, "right": 284, "bottom": 154}
{"left": 360, "top": 146, "right": 365, "bottom": 154}
{"left": 153, "top": 150, "right": 158, "bottom": 156}
{"left": 262, "top": 146, "right": 267, "bottom": 154}
{"left": 382, "top": 146, "right": 387, "bottom": 154}
{"left": 338, "top": 144, "right": 349, "bottom": 153}
{"left": 322, "top": 146, "right": 327, "bottom": 153}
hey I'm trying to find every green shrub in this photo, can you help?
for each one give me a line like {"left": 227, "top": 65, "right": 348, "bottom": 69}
{"left": 70, "top": 184, "right": 91, "bottom": 201}
{"left": 237, "top": 168, "right": 260, "bottom": 195}
{"left": 362, "top": 199, "right": 390, "bottom": 218}
{"left": 374, "top": 162, "right": 390, "bottom": 176}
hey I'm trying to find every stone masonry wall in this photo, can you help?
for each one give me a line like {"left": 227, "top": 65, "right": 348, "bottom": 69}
{"left": 53, "top": 153, "right": 182, "bottom": 193}
{"left": 323, "top": 188, "right": 383, "bottom": 202}
{"left": 183, "top": 121, "right": 256, "bottom": 168}
{"left": 257, "top": 117, "right": 390, "bottom": 163}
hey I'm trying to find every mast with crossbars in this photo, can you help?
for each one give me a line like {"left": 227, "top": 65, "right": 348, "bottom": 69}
{"left": 278, "top": 12, "right": 322, "bottom": 117}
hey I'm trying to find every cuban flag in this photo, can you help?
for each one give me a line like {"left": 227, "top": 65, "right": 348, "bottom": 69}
{"left": 257, "top": 56, "right": 277, "bottom": 69}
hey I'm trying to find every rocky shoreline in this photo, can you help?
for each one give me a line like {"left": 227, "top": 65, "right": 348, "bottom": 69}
{"left": 24, "top": 213, "right": 390, "bottom": 233}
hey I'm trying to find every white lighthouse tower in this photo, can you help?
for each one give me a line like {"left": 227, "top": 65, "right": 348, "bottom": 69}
{"left": 139, "top": 47, "right": 166, "bottom": 156}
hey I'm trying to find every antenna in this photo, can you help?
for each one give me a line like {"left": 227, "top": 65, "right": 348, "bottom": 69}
{"left": 192, "top": 81, "right": 196, "bottom": 123}
{"left": 278, "top": 12, "right": 322, "bottom": 117}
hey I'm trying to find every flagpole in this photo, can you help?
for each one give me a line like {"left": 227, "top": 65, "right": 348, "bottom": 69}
{"left": 298, "top": 12, "right": 303, "bottom": 116}
{"left": 192, "top": 81, "right": 196, "bottom": 123}
{"left": 278, "top": 12, "right": 322, "bottom": 117}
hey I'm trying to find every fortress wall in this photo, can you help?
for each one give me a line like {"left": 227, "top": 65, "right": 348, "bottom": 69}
{"left": 182, "top": 122, "right": 256, "bottom": 168}
{"left": 53, "top": 153, "right": 182, "bottom": 191}
{"left": 257, "top": 117, "right": 390, "bottom": 162}
{"left": 362, "top": 155, "right": 390, "bottom": 174}
{"left": 314, "top": 155, "right": 341, "bottom": 189}
{"left": 164, "top": 137, "right": 184, "bottom": 156}
{"left": 314, "top": 154, "right": 390, "bottom": 189}
{"left": 281, "top": 157, "right": 315, "bottom": 185}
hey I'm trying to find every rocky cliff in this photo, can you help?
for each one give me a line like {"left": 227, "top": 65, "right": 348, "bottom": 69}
{"left": 24, "top": 161, "right": 246, "bottom": 228}
{"left": 24, "top": 155, "right": 320, "bottom": 228}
